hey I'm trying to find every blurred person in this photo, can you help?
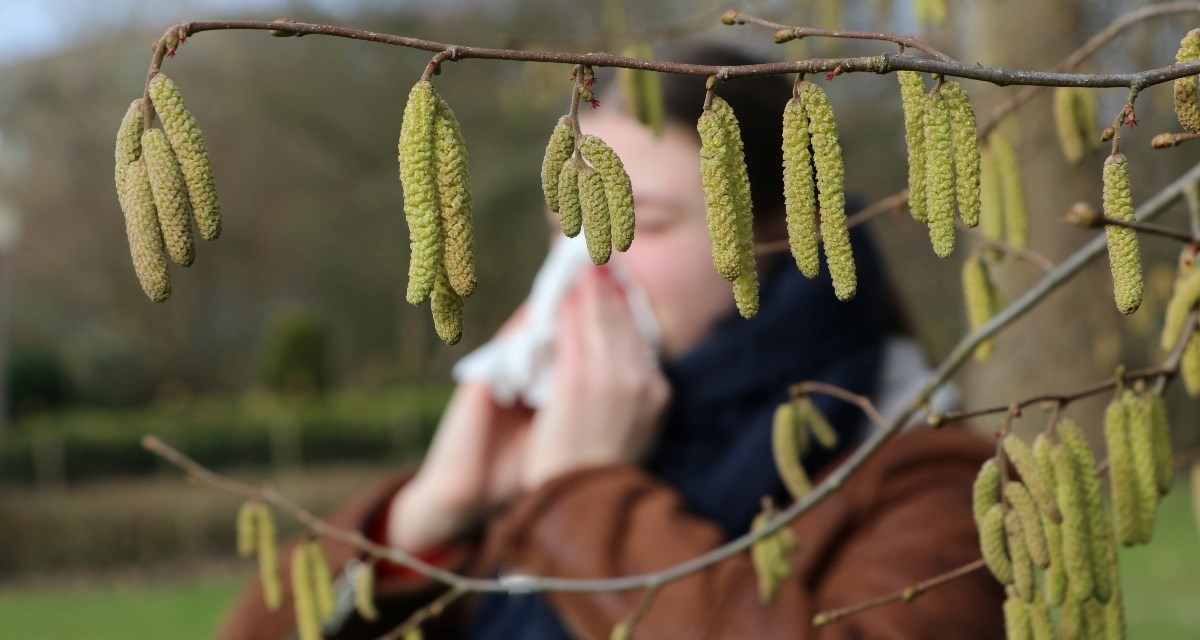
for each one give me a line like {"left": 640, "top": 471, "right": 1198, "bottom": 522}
{"left": 219, "top": 44, "right": 1004, "bottom": 640}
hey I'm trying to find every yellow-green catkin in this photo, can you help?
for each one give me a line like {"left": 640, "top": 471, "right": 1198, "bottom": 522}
{"left": 801, "top": 82, "right": 856, "bottom": 300}
{"left": 714, "top": 95, "right": 759, "bottom": 309}
{"left": 236, "top": 501, "right": 258, "bottom": 558}
{"left": 142, "top": 128, "right": 195, "bottom": 267}
{"left": 578, "top": 164, "right": 613, "bottom": 265}
{"left": 117, "top": 159, "right": 171, "bottom": 302}
{"left": 1123, "top": 391, "right": 1160, "bottom": 543}
{"left": 1054, "top": 88, "right": 1099, "bottom": 164}
{"left": 434, "top": 97, "right": 475, "bottom": 298}
{"left": 782, "top": 96, "right": 819, "bottom": 278}
{"left": 1083, "top": 598, "right": 1107, "bottom": 640}
{"left": 772, "top": 402, "right": 813, "bottom": 501}
{"left": 557, "top": 159, "right": 583, "bottom": 238}
{"left": 1003, "top": 591, "right": 1032, "bottom": 640}
{"left": 1105, "top": 396, "right": 1143, "bottom": 546}
{"left": 1003, "top": 434, "right": 1062, "bottom": 524}
{"left": 1174, "top": 29, "right": 1200, "bottom": 134}
{"left": 542, "top": 116, "right": 576, "bottom": 214}
{"left": 618, "top": 44, "right": 665, "bottom": 137}
{"left": 1005, "top": 510, "right": 1036, "bottom": 602}
{"left": 290, "top": 544, "right": 322, "bottom": 640}
{"left": 399, "top": 80, "right": 441, "bottom": 306}
{"left": 941, "top": 82, "right": 981, "bottom": 228}
{"left": 973, "top": 458, "right": 1002, "bottom": 525}
{"left": 750, "top": 511, "right": 788, "bottom": 603}
{"left": 796, "top": 395, "right": 838, "bottom": 449}
{"left": 697, "top": 98, "right": 745, "bottom": 282}
{"left": 733, "top": 269, "right": 760, "bottom": 319}
{"left": 580, "top": 134, "right": 635, "bottom": 253}
{"left": 256, "top": 505, "right": 282, "bottom": 612}
{"left": 306, "top": 541, "right": 336, "bottom": 621}
{"left": 1144, "top": 392, "right": 1173, "bottom": 494}
{"left": 1033, "top": 434, "right": 1067, "bottom": 606}
{"left": 990, "top": 133, "right": 1028, "bottom": 248}
{"left": 1059, "top": 420, "right": 1115, "bottom": 603}
{"left": 1059, "top": 599, "right": 1084, "bottom": 640}
{"left": 1053, "top": 440, "right": 1095, "bottom": 603}
{"left": 979, "top": 148, "right": 1006, "bottom": 247}
{"left": 897, "top": 71, "right": 928, "bottom": 224}
{"left": 431, "top": 266, "right": 463, "bottom": 346}
{"left": 1102, "top": 154, "right": 1144, "bottom": 315}
{"left": 1160, "top": 260, "right": 1200, "bottom": 350}
{"left": 115, "top": 99, "right": 144, "bottom": 179}
{"left": 980, "top": 503, "right": 1014, "bottom": 584}
{"left": 924, "top": 89, "right": 956, "bottom": 258}
{"left": 1028, "top": 601, "right": 1055, "bottom": 640}
{"left": 962, "top": 253, "right": 1000, "bottom": 361}
{"left": 147, "top": 73, "right": 221, "bottom": 241}
{"left": 1184, "top": 334, "right": 1200, "bottom": 396}
{"left": 1005, "top": 482, "right": 1050, "bottom": 569}
{"left": 354, "top": 562, "right": 379, "bottom": 622}
{"left": 404, "top": 627, "right": 424, "bottom": 640}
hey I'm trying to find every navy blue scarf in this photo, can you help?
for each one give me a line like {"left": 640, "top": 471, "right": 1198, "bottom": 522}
{"left": 467, "top": 226, "right": 889, "bottom": 639}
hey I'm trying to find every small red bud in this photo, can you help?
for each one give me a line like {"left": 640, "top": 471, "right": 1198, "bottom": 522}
{"left": 590, "top": 99, "right": 601, "bottom": 109}
{"left": 825, "top": 72, "right": 837, "bottom": 81}
{"left": 584, "top": 77, "right": 597, "bottom": 87}
{"left": 1125, "top": 117, "right": 1138, "bottom": 128}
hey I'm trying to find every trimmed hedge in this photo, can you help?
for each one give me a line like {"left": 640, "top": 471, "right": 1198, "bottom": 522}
{"left": 0, "top": 386, "right": 451, "bottom": 486}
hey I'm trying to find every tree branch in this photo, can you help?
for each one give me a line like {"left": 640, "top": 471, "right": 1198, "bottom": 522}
{"left": 812, "top": 558, "right": 987, "bottom": 628}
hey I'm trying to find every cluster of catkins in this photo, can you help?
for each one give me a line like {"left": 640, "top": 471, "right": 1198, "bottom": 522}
{"left": 1174, "top": 29, "right": 1200, "bottom": 134}
{"left": 770, "top": 395, "right": 839, "bottom": 502}
{"left": 1160, "top": 246, "right": 1200, "bottom": 394}
{"left": 1053, "top": 87, "right": 1100, "bottom": 165}
{"left": 237, "top": 501, "right": 379, "bottom": 640}
{"left": 898, "top": 72, "right": 981, "bottom": 259}
{"left": 114, "top": 73, "right": 221, "bottom": 302}
{"left": 973, "top": 402, "right": 1173, "bottom": 640}
{"left": 398, "top": 80, "right": 477, "bottom": 345}
{"left": 540, "top": 114, "right": 636, "bottom": 266}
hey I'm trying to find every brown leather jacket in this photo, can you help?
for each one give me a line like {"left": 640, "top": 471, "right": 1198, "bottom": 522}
{"left": 217, "top": 426, "right": 1005, "bottom": 639}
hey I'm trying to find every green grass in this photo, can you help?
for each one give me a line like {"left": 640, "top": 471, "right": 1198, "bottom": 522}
{"left": 0, "top": 476, "right": 1196, "bottom": 639}
{"left": 0, "top": 573, "right": 245, "bottom": 640}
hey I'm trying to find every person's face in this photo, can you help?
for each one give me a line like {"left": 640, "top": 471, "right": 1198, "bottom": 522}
{"left": 553, "top": 112, "right": 737, "bottom": 360}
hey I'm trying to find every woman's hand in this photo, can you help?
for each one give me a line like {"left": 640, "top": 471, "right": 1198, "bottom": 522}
{"left": 522, "top": 267, "right": 671, "bottom": 490}
{"left": 387, "top": 312, "right": 534, "bottom": 552}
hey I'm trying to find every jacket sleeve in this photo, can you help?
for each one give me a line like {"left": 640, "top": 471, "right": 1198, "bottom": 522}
{"left": 215, "top": 472, "right": 475, "bottom": 640}
{"left": 485, "top": 427, "right": 1006, "bottom": 640}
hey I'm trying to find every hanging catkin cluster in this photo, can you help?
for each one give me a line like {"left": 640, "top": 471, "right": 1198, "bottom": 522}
{"left": 961, "top": 252, "right": 1003, "bottom": 361}
{"left": 398, "top": 80, "right": 476, "bottom": 344}
{"left": 749, "top": 503, "right": 800, "bottom": 603}
{"left": 115, "top": 73, "right": 223, "bottom": 302}
{"left": 976, "top": 426, "right": 1126, "bottom": 639}
{"left": 540, "top": 114, "right": 636, "bottom": 266}
{"left": 770, "top": 395, "right": 839, "bottom": 502}
{"left": 235, "top": 501, "right": 282, "bottom": 611}
{"left": 1105, "top": 388, "right": 1174, "bottom": 547}
{"left": 291, "top": 539, "right": 338, "bottom": 640}
{"left": 899, "top": 78, "right": 981, "bottom": 258}
{"left": 779, "top": 81, "right": 856, "bottom": 301}
{"left": 1174, "top": 29, "right": 1200, "bottom": 134}
{"left": 1052, "top": 87, "right": 1100, "bottom": 164}
{"left": 983, "top": 131, "right": 1029, "bottom": 249}
{"left": 1101, "top": 154, "right": 1144, "bottom": 315}
{"left": 1160, "top": 251, "right": 1200, "bottom": 395}
{"left": 699, "top": 94, "right": 759, "bottom": 316}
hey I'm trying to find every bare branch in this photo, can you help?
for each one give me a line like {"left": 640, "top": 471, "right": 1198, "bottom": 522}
{"left": 812, "top": 559, "right": 987, "bottom": 628}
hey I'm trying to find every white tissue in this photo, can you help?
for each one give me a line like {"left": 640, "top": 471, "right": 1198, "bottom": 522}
{"left": 452, "top": 235, "right": 662, "bottom": 408}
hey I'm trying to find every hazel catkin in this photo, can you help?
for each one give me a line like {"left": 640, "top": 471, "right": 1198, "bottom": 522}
{"left": 772, "top": 401, "right": 813, "bottom": 501}
{"left": 1032, "top": 434, "right": 1067, "bottom": 605}
{"left": 236, "top": 501, "right": 259, "bottom": 559}
{"left": 924, "top": 89, "right": 956, "bottom": 258}
{"left": 1102, "top": 154, "right": 1144, "bottom": 315}
{"left": 979, "top": 148, "right": 1006, "bottom": 247}
{"left": 400, "top": 80, "right": 441, "bottom": 305}
{"left": 1174, "top": 29, "right": 1200, "bottom": 134}
{"left": 1059, "top": 419, "right": 1115, "bottom": 603}
{"left": 290, "top": 544, "right": 322, "bottom": 640}
{"left": 581, "top": 134, "right": 635, "bottom": 252}
{"left": 1144, "top": 392, "right": 1174, "bottom": 494}
{"left": 962, "top": 253, "right": 1001, "bottom": 361}
{"left": 782, "top": 96, "right": 819, "bottom": 278}
{"left": 431, "top": 266, "right": 463, "bottom": 346}
{"left": 972, "top": 458, "right": 1001, "bottom": 525}
{"left": 354, "top": 562, "right": 379, "bottom": 622}
{"left": 897, "top": 71, "right": 928, "bottom": 224}
{"left": 801, "top": 81, "right": 856, "bottom": 300}
{"left": 557, "top": 159, "right": 583, "bottom": 238}
{"left": 1052, "top": 439, "right": 1094, "bottom": 603}
{"left": 1053, "top": 87, "right": 1099, "bottom": 164}
{"left": 990, "top": 133, "right": 1028, "bottom": 248}
{"left": 255, "top": 505, "right": 282, "bottom": 612}
{"left": 147, "top": 72, "right": 221, "bottom": 241}
{"left": 713, "top": 95, "right": 758, "bottom": 306}
{"left": 1123, "top": 390, "right": 1160, "bottom": 543}
{"left": 1105, "top": 396, "right": 1143, "bottom": 546}
{"left": 115, "top": 99, "right": 144, "bottom": 177}
{"left": 1003, "top": 593, "right": 1032, "bottom": 640}
{"left": 979, "top": 503, "right": 1014, "bottom": 584}
{"left": 306, "top": 541, "right": 336, "bottom": 622}
{"left": 1159, "top": 259, "right": 1200, "bottom": 350}
{"left": 117, "top": 159, "right": 171, "bottom": 302}
{"left": 697, "top": 98, "right": 747, "bottom": 282}
{"left": 1004, "top": 482, "right": 1050, "bottom": 569}
{"left": 1003, "top": 434, "right": 1062, "bottom": 524}
{"left": 142, "top": 127, "right": 195, "bottom": 267}
{"left": 578, "top": 164, "right": 613, "bottom": 265}
{"left": 541, "top": 116, "right": 576, "bottom": 214}
{"left": 796, "top": 395, "right": 838, "bottom": 449}
{"left": 1005, "top": 510, "right": 1036, "bottom": 602}
{"left": 434, "top": 97, "right": 476, "bottom": 298}
{"left": 941, "top": 81, "right": 981, "bottom": 228}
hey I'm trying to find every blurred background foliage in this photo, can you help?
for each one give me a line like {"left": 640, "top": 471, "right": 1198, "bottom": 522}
{"left": 0, "top": 0, "right": 1198, "bottom": 637}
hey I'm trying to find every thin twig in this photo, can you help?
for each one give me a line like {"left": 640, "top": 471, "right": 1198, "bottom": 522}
{"left": 377, "top": 586, "right": 465, "bottom": 640}
{"left": 726, "top": 11, "right": 956, "bottom": 63}
{"left": 1092, "top": 215, "right": 1198, "bottom": 244}
{"left": 811, "top": 559, "right": 987, "bottom": 628}
{"left": 791, "top": 381, "right": 888, "bottom": 428}
{"left": 610, "top": 584, "right": 661, "bottom": 639}
{"left": 1152, "top": 130, "right": 1200, "bottom": 149}
{"left": 960, "top": 224, "right": 1055, "bottom": 272}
